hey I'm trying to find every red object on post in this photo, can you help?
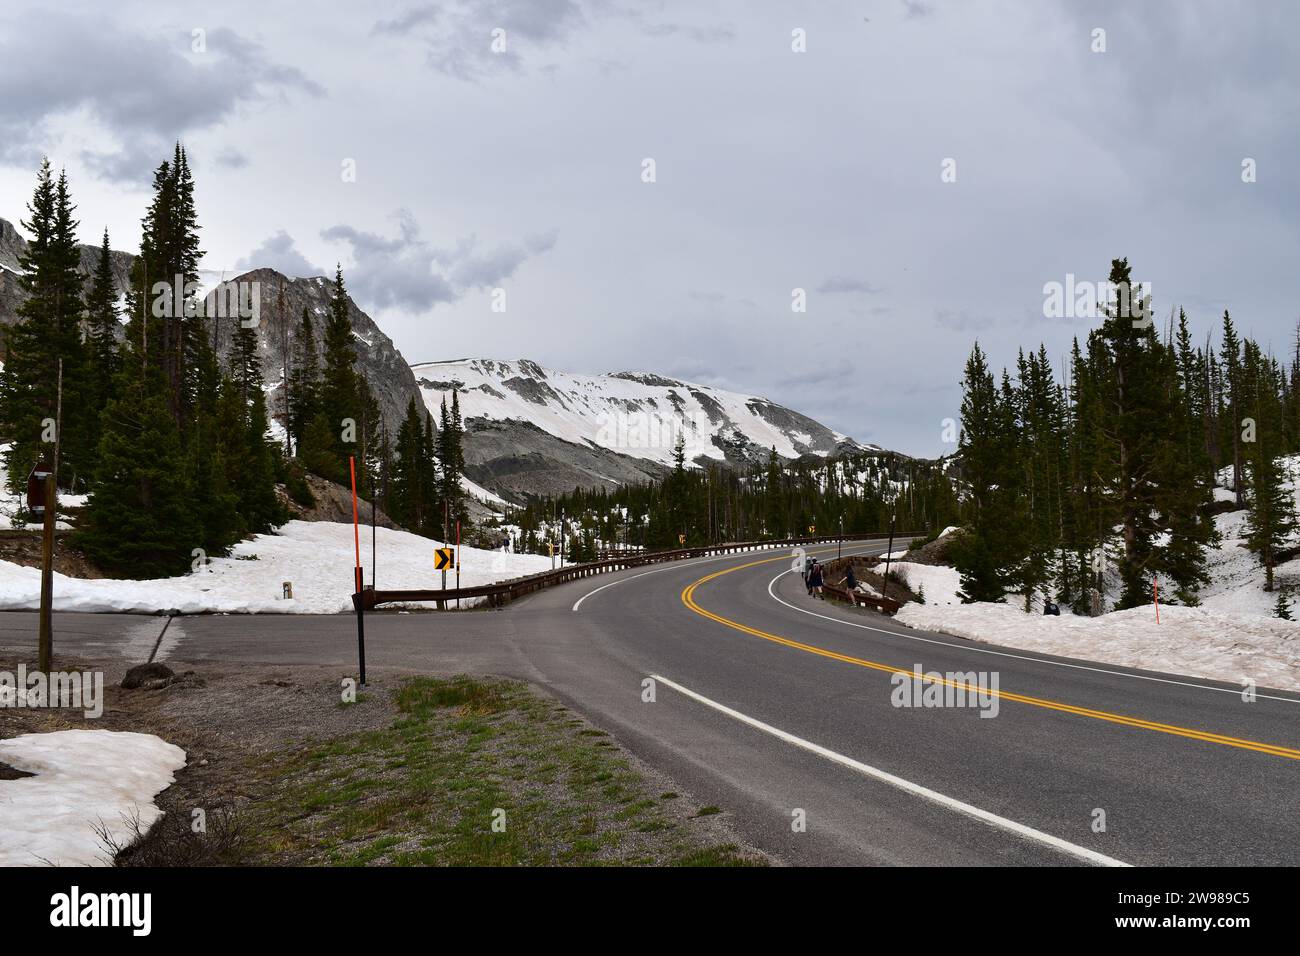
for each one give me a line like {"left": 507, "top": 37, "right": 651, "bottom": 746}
{"left": 349, "top": 456, "right": 361, "bottom": 593}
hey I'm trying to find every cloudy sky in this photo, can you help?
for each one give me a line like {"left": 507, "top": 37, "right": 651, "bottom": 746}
{"left": 2, "top": 0, "right": 1297, "bottom": 456}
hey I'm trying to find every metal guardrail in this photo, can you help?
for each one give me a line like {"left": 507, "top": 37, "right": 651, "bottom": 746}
{"left": 819, "top": 556, "right": 904, "bottom": 614}
{"left": 357, "top": 532, "right": 916, "bottom": 611}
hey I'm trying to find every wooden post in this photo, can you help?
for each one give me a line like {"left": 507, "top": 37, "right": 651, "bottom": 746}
{"left": 37, "top": 474, "right": 55, "bottom": 673}
{"left": 349, "top": 456, "right": 361, "bottom": 593}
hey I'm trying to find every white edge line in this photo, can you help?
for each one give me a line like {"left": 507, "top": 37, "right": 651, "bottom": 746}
{"left": 766, "top": 569, "right": 1300, "bottom": 705}
{"left": 571, "top": 540, "right": 890, "bottom": 612}
{"left": 650, "top": 671, "right": 1130, "bottom": 868}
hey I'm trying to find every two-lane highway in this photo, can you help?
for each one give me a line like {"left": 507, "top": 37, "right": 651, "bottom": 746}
{"left": 4, "top": 539, "right": 1297, "bottom": 865}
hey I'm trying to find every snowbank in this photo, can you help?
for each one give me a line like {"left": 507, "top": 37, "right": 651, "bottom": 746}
{"left": 0, "top": 520, "right": 554, "bottom": 615}
{"left": 895, "top": 602, "right": 1300, "bottom": 692}
{"left": 888, "top": 561, "right": 962, "bottom": 606}
{"left": 0, "top": 730, "right": 186, "bottom": 866}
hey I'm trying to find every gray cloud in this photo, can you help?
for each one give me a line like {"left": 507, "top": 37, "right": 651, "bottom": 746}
{"left": 315, "top": 211, "right": 555, "bottom": 312}
{"left": 0, "top": 17, "right": 321, "bottom": 182}
{"left": 235, "top": 231, "right": 325, "bottom": 278}
{"left": 448, "top": 230, "right": 559, "bottom": 289}
{"left": 776, "top": 359, "right": 856, "bottom": 390}
{"left": 372, "top": 0, "right": 584, "bottom": 80}
{"left": 372, "top": 6, "right": 441, "bottom": 36}
{"left": 213, "top": 148, "right": 251, "bottom": 170}
{"left": 817, "top": 276, "right": 882, "bottom": 295}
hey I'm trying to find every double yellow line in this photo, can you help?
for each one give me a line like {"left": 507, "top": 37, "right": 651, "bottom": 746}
{"left": 681, "top": 553, "right": 1300, "bottom": 762}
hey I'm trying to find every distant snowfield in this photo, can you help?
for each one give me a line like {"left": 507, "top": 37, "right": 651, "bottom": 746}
{"left": 896, "top": 602, "right": 1300, "bottom": 693}
{"left": 0, "top": 520, "right": 553, "bottom": 615}
{"left": 411, "top": 357, "right": 864, "bottom": 467}
{"left": 0, "top": 730, "right": 186, "bottom": 867}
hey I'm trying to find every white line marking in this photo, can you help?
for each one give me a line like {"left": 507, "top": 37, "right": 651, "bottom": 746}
{"left": 766, "top": 569, "right": 1300, "bottom": 704}
{"left": 650, "top": 671, "right": 1131, "bottom": 867}
{"left": 571, "top": 540, "right": 890, "bottom": 612}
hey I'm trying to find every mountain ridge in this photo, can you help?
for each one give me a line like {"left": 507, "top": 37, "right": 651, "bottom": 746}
{"left": 0, "top": 215, "right": 884, "bottom": 503}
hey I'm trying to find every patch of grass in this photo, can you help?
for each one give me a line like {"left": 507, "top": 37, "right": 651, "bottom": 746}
{"left": 243, "top": 675, "right": 764, "bottom": 867}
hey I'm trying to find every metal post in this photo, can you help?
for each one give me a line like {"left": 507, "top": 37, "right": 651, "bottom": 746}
{"left": 838, "top": 515, "right": 843, "bottom": 561}
{"left": 352, "top": 591, "right": 367, "bottom": 686}
{"left": 37, "top": 475, "right": 55, "bottom": 673}
{"left": 881, "top": 510, "right": 897, "bottom": 602}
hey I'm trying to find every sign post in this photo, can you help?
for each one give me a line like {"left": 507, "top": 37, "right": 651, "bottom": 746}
{"left": 455, "top": 521, "right": 461, "bottom": 610}
{"left": 33, "top": 472, "right": 55, "bottom": 673}
{"left": 881, "top": 509, "right": 897, "bottom": 602}
{"left": 348, "top": 456, "right": 366, "bottom": 685}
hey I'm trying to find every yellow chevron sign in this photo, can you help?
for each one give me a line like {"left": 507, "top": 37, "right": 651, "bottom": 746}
{"left": 435, "top": 548, "right": 454, "bottom": 571}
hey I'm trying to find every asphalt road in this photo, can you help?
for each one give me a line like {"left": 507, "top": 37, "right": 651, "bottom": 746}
{"left": 3, "top": 539, "right": 1298, "bottom": 866}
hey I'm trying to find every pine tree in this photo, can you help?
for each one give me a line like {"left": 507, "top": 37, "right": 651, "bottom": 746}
{"left": 763, "top": 447, "right": 784, "bottom": 537}
{"left": 75, "top": 390, "right": 200, "bottom": 578}
{"left": 0, "top": 160, "right": 92, "bottom": 492}
{"left": 287, "top": 306, "right": 320, "bottom": 451}
{"left": 436, "top": 391, "right": 468, "bottom": 528}
{"left": 1096, "top": 259, "right": 1165, "bottom": 608}
{"left": 1242, "top": 341, "right": 1296, "bottom": 591}
{"left": 84, "top": 229, "right": 121, "bottom": 415}
{"left": 1274, "top": 592, "right": 1292, "bottom": 621}
{"left": 951, "top": 343, "right": 1020, "bottom": 602}
{"left": 300, "top": 266, "right": 378, "bottom": 485}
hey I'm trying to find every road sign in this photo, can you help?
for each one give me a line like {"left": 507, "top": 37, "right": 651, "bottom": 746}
{"left": 435, "top": 547, "right": 454, "bottom": 571}
{"left": 678, "top": 533, "right": 686, "bottom": 545}
{"left": 808, "top": 525, "right": 816, "bottom": 535}
{"left": 27, "top": 460, "right": 52, "bottom": 516}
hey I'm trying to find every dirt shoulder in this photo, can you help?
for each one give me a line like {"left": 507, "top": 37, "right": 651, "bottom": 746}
{"left": 0, "top": 654, "right": 770, "bottom": 867}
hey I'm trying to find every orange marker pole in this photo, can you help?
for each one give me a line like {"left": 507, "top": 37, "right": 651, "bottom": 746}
{"left": 1153, "top": 575, "right": 1160, "bottom": 624}
{"left": 455, "top": 520, "right": 461, "bottom": 610}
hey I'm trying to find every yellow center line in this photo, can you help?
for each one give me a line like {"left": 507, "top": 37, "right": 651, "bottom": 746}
{"left": 680, "top": 554, "right": 1300, "bottom": 761}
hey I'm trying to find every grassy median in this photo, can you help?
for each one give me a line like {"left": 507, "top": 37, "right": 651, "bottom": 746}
{"left": 244, "top": 675, "right": 765, "bottom": 866}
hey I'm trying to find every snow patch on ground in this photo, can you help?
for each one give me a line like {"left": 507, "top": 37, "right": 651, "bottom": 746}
{"left": 0, "top": 520, "right": 553, "bottom": 614}
{"left": 889, "top": 562, "right": 962, "bottom": 606}
{"left": 0, "top": 730, "right": 186, "bottom": 866}
{"left": 895, "top": 602, "right": 1300, "bottom": 692}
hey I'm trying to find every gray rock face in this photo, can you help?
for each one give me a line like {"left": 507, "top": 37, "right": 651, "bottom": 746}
{"left": 462, "top": 417, "right": 669, "bottom": 500}
{"left": 0, "top": 216, "right": 134, "bottom": 337}
{"left": 205, "top": 268, "right": 423, "bottom": 441}
{"left": 0, "top": 218, "right": 423, "bottom": 440}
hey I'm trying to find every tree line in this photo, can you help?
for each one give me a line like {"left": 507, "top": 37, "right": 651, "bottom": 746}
{"left": 507, "top": 435, "right": 958, "bottom": 557}
{"left": 953, "top": 256, "right": 1295, "bottom": 612}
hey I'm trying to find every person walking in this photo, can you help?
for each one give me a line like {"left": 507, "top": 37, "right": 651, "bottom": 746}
{"left": 809, "top": 560, "right": 824, "bottom": 599}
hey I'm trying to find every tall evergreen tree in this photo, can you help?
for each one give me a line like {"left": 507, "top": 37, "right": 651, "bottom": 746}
{"left": 0, "top": 160, "right": 92, "bottom": 492}
{"left": 1242, "top": 341, "right": 1296, "bottom": 591}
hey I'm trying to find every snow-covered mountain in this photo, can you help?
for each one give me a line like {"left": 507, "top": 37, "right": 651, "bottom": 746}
{"left": 411, "top": 358, "right": 871, "bottom": 499}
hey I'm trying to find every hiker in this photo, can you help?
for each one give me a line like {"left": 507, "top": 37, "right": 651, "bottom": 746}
{"left": 844, "top": 563, "right": 857, "bottom": 592}
{"left": 809, "top": 560, "right": 824, "bottom": 599}
{"left": 804, "top": 556, "right": 815, "bottom": 594}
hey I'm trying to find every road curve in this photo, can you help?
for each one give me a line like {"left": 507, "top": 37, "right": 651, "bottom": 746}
{"left": 4, "top": 539, "right": 1298, "bottom": 866}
